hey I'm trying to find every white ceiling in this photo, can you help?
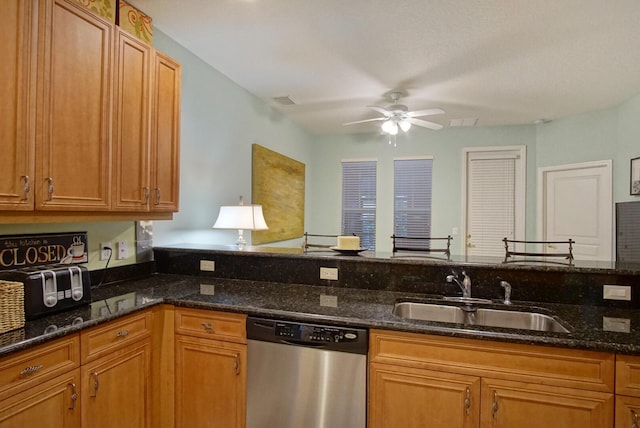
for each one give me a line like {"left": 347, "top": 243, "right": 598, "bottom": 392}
{"left": 129, "top": 0, "right": 640, "bottom": 135}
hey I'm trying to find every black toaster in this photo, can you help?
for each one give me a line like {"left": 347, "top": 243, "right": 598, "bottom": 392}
{"left": 0, "top": 264, "right": 92, "bottom": 320}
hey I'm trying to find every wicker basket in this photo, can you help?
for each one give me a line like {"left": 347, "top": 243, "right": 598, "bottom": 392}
{"left": 0, "top": 280, "right": 25, "bottom": 334}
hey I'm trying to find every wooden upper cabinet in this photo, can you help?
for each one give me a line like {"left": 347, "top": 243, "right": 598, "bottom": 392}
{"left": 0, "top": 0, "right": 36, "bottom": 210}
{"left": 151, "top": 51, "right": 181, "bottom": 212}
{"left": 112, "top": 28, "right": 152, "bottom": 211}
{"left": 35, "top": 0, "right": 112, "bottom": 211}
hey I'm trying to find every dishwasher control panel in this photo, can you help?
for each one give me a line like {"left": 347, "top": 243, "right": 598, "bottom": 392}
{"left": 276, "top": 323, "right": 359, "bottom": 343}
{"left": 247, "top": 317, "right": 369, "bottom": 354}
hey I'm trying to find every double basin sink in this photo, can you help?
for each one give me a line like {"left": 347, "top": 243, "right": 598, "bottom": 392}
{"left": 393, "top": 297, "right": 570, "bottom": 333}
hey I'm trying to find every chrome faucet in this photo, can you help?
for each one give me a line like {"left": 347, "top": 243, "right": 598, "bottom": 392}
{"left": 446, "top": 270, "right": 472, "bottom": 298}
{"left": 499, "top": 280, "right": 512, "bottom": 305}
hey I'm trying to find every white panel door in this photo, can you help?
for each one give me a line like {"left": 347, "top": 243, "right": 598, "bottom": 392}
{"left": 463, "top": 147, "right": 526, "bottom": 258}
{"left": 538, "top": 160, "right": 612, "bottom": 261}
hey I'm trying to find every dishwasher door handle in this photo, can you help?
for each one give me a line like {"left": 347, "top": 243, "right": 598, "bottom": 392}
{"left": 279, "top": 339, "right": 328, "bottom": 348}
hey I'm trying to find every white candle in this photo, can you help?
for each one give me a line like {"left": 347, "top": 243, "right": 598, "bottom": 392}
{"left": 337, "top": 236, "right": 360, "bottom": 250}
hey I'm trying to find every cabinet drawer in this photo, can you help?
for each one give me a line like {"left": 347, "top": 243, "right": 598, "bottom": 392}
{"left": 0, "top": 334, "right": 79, "bottom": 400}
{"left": 616, "top": 355, "right": 640, "bottom": 396}
{"left": 175, "top": 308, "right": 246, "bottom": 344}
{"left": 81, "top": 310, "right": 152, "bottom": 363}
{"left": 370, "top": 330, "right": 614, "bottom": 393}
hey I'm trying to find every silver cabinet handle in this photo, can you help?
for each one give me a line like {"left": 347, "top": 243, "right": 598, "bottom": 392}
{"left": 21, "top": 175, "right": 30, "bottom": 200}
{"left": 154, "top": 188, "right": 161, "bottom": 205}
{"left": 116, "top": 330, "right": 130, "bottom": 337}
{"left": 234, "top": 353, "right": 240, "bottom": 375}
{"left": 46, "top": 177, "right": 54, "bottom": 200}
{"left": 492, "top": 391, "right": 499, "bottom": 419}
{"left": 91, "top": 372, "right": 99, "bottom": 397}
{"left": 201, "top": 322, "right": 214, "bottom": 332}
{"left": 464, "top": 387, "right": 471, "bottom": 416}
{"left": 143, "top": 187, "right": 150, "bottom": 203}
{"left": 632, "top": 409, "right": 639, "bottom": 428}
{"left": 68, "top": 383, "right": 78, "bottom": 410}
{"left": 19, "top": 364, "right": 44, "bottom": 377}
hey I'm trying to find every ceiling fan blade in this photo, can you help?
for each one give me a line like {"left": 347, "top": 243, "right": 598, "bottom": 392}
{"left": 368, "top": 106, "right": 393, "bottom": 116}
{"left": 407, "top": 108, "right": 445, "bottom": 118}
{"left": 344, "top": 117, "right": 386, "bottom": 126}
{"left": 408, "top": 117, "right": 443, "bottom": 130}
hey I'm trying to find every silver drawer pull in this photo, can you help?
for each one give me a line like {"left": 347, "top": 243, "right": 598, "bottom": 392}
{"left": 68, "top": 383, "right": 78, "bottom": 410}
{"left": 19, "top": 364, "right": 44, "bottom": 377}
{"left": 202, "top": 322, "right": 214, "bottom": 332}
{"left": 116, "top": 330, "right": 130, "bottom": 337}
{"left": 46, "top": 177, "right": 54, "bottom": 200}
{"left": 91, "top": 372, "right": 99, "bottom": 397}
{"left": 21, "top": 175, "right": 30, "bottom": 200}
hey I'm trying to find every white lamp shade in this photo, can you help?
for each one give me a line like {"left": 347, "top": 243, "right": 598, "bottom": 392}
{"left": 213, "top": 205, "right": 269, "bottom": 230}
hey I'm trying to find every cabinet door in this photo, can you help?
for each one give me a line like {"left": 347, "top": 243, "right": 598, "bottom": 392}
{"left": 481, "top": 378, "right": 614, "bottom": 428}
{"left": 150, "top": 51, "right": 181, "bottom": 212}
{"left": 81, "top": 341, "right": 152, "bottom": 428}
{"left": 0, "top": 369, "right": 80, "bottom": 428}
{"left": 36, "top": 0, "right": 112, "bottom": 210}
{"left": 0, "top": 0, "right": 35, "bottom": 210}
{"left": 616, "top": 395, "right": 640, "bottom": 428}
{"left": 112, "top": 28, "right": 152, "bottom": 211}
{"left": 175, "top": 335, "right": 246, "bottom": 428}
{"left": 369, "top": 362, "right": 480, "bottom": 428}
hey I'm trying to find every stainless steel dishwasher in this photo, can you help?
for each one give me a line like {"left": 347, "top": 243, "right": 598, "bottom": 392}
{"left": 246, "top": 316, "right": 368, "bottom": 428}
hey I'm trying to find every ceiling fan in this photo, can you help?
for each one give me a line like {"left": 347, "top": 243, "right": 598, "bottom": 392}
{"left": 344, "top": 91, "right": 445, "bottom": 134}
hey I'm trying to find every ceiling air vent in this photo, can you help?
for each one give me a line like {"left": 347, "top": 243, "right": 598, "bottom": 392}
{"left": 449, "top": 117, "right": 478, "bottom": 127}
{"left": 272, "top": 96, "right": 296, "bottom": 106}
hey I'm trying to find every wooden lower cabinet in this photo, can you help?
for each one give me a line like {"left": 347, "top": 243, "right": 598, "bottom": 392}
{"left": 175, "top": 334, "right": 246, "bottom": 428}
{"left": 615, "top": 395, "right": 640, "bottom": 428}
{"left": 369, "top": 362, "right": 480, "bottom": 428}
{"left": 481, "top": 378, "right": 613, "bottom": 428}
{"left": 0, "top": 369, "right": 81, "bottom": 427}
{"left": 369, "top": 330, "right": 615, "bottom": 428}
{"left": 81, "top": 339, "right": 152, "bottom": 428}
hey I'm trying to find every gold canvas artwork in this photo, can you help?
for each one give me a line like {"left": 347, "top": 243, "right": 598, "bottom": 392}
{"left": 252, "top": 144, "right": 305, "bottom": 245}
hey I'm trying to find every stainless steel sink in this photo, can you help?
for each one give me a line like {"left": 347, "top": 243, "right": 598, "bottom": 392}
{"left": 393, "top": 301, "right": 570, "bottom": 333}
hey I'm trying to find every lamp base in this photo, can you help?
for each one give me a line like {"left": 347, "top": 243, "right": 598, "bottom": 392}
{"left": 236, "top": 229, "right": 247, "bottom": 248}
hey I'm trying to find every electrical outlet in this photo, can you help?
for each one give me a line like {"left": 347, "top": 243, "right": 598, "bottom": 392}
{"left": 117, "top": 241, "right": 128, "bottom": 260}
{"left": 602, "top": 316, "right": 631, "bottom": 333}
{"left": 100, "top": 242, "right": 112, "bottom": 261}
{"left": 603, "top": 284, "right": 631, "bottom": 301}
{"left": 200, "top": 260, "right": 216, "bottom": 272}
{"left": 320, "top": 267, "right": 338, "bottom": 281}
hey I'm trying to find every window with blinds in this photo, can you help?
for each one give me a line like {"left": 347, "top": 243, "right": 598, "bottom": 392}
{"left": 341, "top": 160, "right": 376, "bottom": 250}
{"left": 394, "top": 158, "right": 433, "bottom": 245}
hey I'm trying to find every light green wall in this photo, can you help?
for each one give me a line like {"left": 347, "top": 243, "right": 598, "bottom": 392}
{"left": 309, "top": 126, "right": 538, "bottom": 254}
{"left": 0, "top": 222, "right": 136, "bottom": 270}
{"left": 141, "top": 30, "right": 316, "bottom": 247}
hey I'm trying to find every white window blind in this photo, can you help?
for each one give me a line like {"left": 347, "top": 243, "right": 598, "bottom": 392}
{"left": 342, "top": 160, "right": 376, "bottom": 250}
{"left": 468, "top": 157, "right": 516, "bottom": 257}
{"left": 394, "top": 159, "right": 433, "bottom": 245}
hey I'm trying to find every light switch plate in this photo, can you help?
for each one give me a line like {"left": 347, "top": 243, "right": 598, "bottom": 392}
{"left": 603, "top": 284, "right": 631, "bottom": 301}
{"left": 117, "top": 241, "right": 128, "bottom": 260}
{"left": 200, "top": 260, "right": 215, "bottom": 271}
{"left": 320, "top": 267, "right": 338, "bottom": 280}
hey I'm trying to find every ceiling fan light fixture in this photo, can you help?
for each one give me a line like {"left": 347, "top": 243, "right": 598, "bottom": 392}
{"left": 381, "top": 119, "right": 398, "bottom": 135}
{"left": 399, "top": 119, "right": 411, "bottom": 132}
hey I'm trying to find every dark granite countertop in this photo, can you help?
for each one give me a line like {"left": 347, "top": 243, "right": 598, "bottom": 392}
{"left": 2, "top": 273, "right": 640, "bottom": 358}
